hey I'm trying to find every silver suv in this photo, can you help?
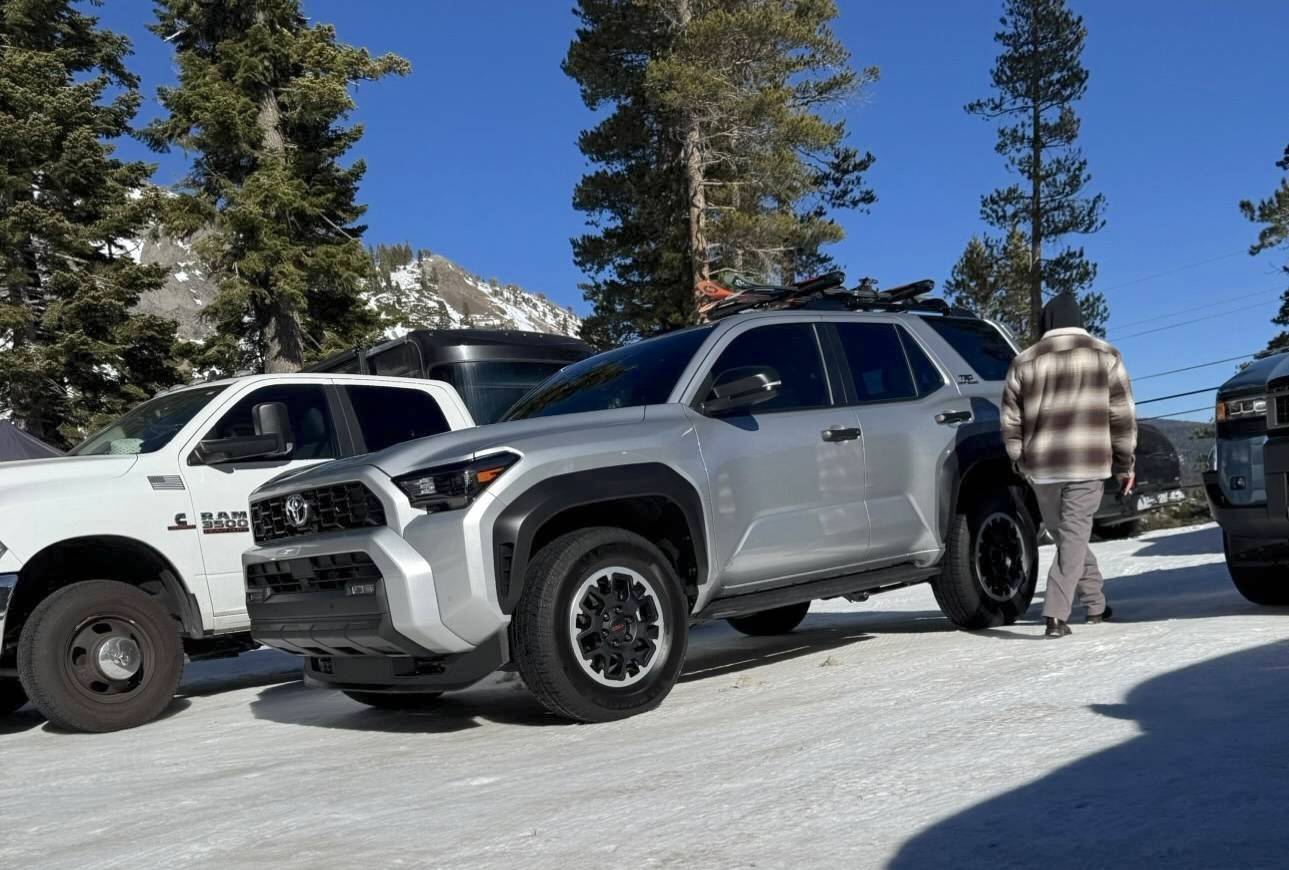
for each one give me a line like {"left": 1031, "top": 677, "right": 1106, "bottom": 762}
{"left": 244, "top": 304, "right": 1038, "bottom": 721}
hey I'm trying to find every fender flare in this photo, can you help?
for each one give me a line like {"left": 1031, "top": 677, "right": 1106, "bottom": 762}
{"left": 491, "top": 463, "right": 708, "bottom": 614}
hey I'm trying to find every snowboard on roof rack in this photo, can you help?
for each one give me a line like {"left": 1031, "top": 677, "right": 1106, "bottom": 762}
{"left": 698, "top": 273, "right": 959, "bottom": 321}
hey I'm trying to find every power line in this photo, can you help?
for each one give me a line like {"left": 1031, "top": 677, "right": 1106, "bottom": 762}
{"left": 1140, "top": 404, "right": 1214, "bottom": 421}
{"left": 1098, "top": 249, "right": 1246, "bottom": 294}
{"left": 1111, "top": 302, "right": 1278, "bottom": 341}
{"left": 1109, "top": 287, "right": 1281, "bottom": 332}
{"left": 1134, "top": 352, "right": 1258, "bottom": 382}
{"left": 1136, "top": 386, "right": 1218, "bottom": 406}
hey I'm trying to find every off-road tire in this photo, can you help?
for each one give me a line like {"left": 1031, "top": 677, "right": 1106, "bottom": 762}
{"left": 512, "top": 527, "right": 688, "bottom": 723}
{"left": 18, "top": 580, "right": 184, "bottom": 732}
{"left": 342, "top": 691, "right": 444, "bottom": 710}
{"left": 727, "top": 601, "right": 811, "bottom": 636}
{"left": 1225, "top": 535, "right": 1289, "bottom": 606}
{"left": 0, "top": 679, "right": 27, "bottom": 716}
{"left": 933, "top": 487, "right": 1038, "bottom": 629}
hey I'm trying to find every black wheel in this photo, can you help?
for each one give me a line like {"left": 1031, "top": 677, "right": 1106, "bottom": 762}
{"left": 17, "top": 580, "right": 184, "bottom": 732}
{"left": 1094, "top": 519, "right": 1140, "bottom": 541}
{"left": 1224, "top": 535, "right": 1289, "bottom": 606}
{"left": 0, "top": 679, "right": 27, "bottom": 716}
{"left": 727, "top": 601, "right": 810, "bottom": 636}
{"left": 512, "top": 527, "right": 688, "bottom": 722}
{"left": 342, "top": 691, "right": 443, "bottom": 710}
{"left": 933, "top": 487, "right": 1038, "bottom": 629}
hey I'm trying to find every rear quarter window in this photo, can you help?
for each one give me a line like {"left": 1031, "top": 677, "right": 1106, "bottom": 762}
{"left": 919, "top": 317, "right": 1016, "bottom": 381}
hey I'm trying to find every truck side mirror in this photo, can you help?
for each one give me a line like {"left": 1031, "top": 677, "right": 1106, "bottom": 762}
{"left": 701, "top": 367, "right": 782, "bottom": 416}
{"left": 191, "top": 402, "right": 295, "bottom": 466}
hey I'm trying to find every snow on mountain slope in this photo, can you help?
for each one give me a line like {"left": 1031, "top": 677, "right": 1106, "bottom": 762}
{"left": 130, "top": 236, "right": 580, "bottom": 341}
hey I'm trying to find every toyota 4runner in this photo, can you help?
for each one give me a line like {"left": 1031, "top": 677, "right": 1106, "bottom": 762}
{"left": 245, "top": 292, "right": 1041, "bottom": 721}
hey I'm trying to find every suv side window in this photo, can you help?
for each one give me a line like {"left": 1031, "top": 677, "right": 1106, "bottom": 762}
{"left": 368, "top": 341, "right": 423, "bottom": 378}
{"left": 205, "top": 385, "right": 338, "bottom": 460}
{"left": 899, "top": 329, "right": 946, "bottom": 397}
{"left": 345, "top": 385, "right": 451, "bottom": 453}
{"left": 834, "top": 323, "right": 919, "bottom": 404}
{"left": 706, "top": 323, "right": 830, "bottom": 412}
{"left": 918, "top": 317, "right": 1016, "bottom": 381}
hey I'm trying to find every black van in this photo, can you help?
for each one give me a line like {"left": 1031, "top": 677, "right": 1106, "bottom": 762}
{"left": 306, "top": 329, "right": 594, "bottom": 424}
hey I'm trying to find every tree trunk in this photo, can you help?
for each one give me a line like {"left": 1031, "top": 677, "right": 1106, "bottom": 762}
{"left": 257, "top": 90, "right": 287, "bottom": 156}
{"left": 263, "top": 296, "right": 304, "bottom": 374}
{"left": 1028, "top": 15, "right": 1043, "bottom": 343}
{"left": 676, "top": 0, "right": 709, "bottom": 315}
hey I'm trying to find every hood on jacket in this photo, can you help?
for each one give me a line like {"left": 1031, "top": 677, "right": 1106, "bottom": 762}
{"left": 1040, "top": 292, "right": 1084, "bottom": 336}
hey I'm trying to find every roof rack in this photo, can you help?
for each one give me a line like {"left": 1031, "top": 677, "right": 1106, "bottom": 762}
{"left": 699, "top": 272, "right": 978, "bottom": 321}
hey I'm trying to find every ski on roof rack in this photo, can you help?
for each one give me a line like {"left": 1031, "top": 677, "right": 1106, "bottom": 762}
{"left": 698, "top": 272, "right": 978, "bottom": 321}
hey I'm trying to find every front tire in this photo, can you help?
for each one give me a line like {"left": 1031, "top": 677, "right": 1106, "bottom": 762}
{"left": 1224, "top": 534, "right": 1289, "bottom": 606}
{"left": 342, "top": 691, "right": 443, "bottom": 710}
{"left": 17, "top": 580, "right": 184, "bottom": 732}
{"left": 513, "top": 527, "right": 688, "bottom": 722}
{"left": 933, "top": 487, "right": 1038, "bottom": 629}
{"left": 727, "top": 601, "right": 810, "bottom": 636}
{"left": 0, "top": 679, "right": 27, "bottom": 716}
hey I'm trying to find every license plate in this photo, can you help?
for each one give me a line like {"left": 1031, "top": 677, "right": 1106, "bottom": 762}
{"left": 1137, "top": 489, "right": 1185, "bottom": 510}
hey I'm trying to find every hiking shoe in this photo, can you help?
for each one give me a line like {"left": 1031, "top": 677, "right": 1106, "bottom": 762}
{"left": 1045, "top": 618, "right": 1072, "bottom": 638}
{"left": 1087, "top": 606, "right": 1114, "bottom": 625}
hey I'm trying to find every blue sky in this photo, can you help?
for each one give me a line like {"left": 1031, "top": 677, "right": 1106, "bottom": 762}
{"left": 97, "top": 1, "right": 1288, "bottom": 421}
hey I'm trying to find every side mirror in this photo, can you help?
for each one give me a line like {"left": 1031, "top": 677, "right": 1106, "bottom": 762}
{"left": 191, "top": 402, "right": 295, "bottom": 466}
{"left": 702, "top": 367, "right": 782, "bottom": 416}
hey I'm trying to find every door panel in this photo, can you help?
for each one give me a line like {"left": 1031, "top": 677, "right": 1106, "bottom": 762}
{"left": 690, "top": 321, "right": 869, "bottom": 592}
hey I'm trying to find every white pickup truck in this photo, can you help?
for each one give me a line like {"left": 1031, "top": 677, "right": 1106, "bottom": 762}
{"left": 0, "top": 373, "right": 477, "bottom": 732}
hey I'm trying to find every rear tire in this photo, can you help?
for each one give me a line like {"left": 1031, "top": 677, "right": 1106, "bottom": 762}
{"left": 933, "top": 487, "right": 1038, "bottom": 629}
{"left": 727, "top": 601, "right": 810, "bottom": 636}
{"left": 513, "top": 527, "right": 688, "bottom": 723}
{"left": 342, "top": 691, "right": 443, "bottom": 710}
{"left": 1224, "top": 535, "right": 1289, "bottom": 606}
{"left": 0, "top": 679, "right": 27, "bottom": 716}
{"left": 17, "top": 580, "right": 184, "bottom": 733}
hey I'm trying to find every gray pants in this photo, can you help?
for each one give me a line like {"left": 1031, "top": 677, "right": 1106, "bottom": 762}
{"left": 1033, "top": 480, "right": 1107, "bottom": 621}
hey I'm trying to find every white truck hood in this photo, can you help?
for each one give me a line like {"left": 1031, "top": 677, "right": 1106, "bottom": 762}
{"left": 0, "top": 454, "right": 138, "bottom": 501}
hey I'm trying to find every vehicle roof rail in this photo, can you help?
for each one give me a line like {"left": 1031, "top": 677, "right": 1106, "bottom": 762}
{"left": 699, "top": 273, "right": 977, "bottom": 321}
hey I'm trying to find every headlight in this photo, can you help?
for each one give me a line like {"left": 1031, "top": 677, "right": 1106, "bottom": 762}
{"left": 393, "top": 452, "right": 519, "bottom": 512}
{"left": 1216, "top": 395, "right": 1265, "bottom": 422}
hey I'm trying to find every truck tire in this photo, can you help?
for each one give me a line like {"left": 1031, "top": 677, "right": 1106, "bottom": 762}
{"left": 1224, "top": 535, "right": 1289, "bottom": 606}
{"left": 512, "top": 527, "right": 688, "bottom": 723}
{"left": 342, "top": 691, "right": 443, "bottom": 710}
{"left": 17, "top": 580, "right": 184, "bottom": 732}
{"left": 933, "top": 487, "right": 1038, "bottom": 630}
{"left": 727, "top": 602, "right": 810, "bottom": 636}
{"left": 0, "top": 679, "right": 27, "bottom": 716}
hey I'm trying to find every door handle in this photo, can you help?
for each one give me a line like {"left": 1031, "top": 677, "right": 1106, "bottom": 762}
{"left": 935, "top": 410, "right": 973, "bottom": 425}
{"left": 821, "top": 426, "right": 862, "bottom": 442}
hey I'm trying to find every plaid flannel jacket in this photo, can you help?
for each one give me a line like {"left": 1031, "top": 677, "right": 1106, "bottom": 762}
{"left": 1001, "top": 327, "right": 1137, "bottom": 482}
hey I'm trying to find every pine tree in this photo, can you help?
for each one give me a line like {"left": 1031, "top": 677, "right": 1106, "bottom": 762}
{"left": 944, "top": 231, "right": 1031, "bottom": 337}
{"left": 0, "top": 0, "right": 189, "bottom": 447}
{"left": 965, "top": 0, "right": 1107, "bottom": 343}
{"left": 1240, "top": 144, "right": 1289, "bottom": 357}
{"left": 144, "top": 1, "right": 409, "bottom": 374}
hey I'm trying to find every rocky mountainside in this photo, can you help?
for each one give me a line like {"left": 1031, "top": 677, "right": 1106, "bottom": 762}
{"left": 128, "top": 235, "right": 581, "bottom": 342}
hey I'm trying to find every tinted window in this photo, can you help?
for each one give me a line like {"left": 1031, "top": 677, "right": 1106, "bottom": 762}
{"left": 919, "top": 317, "right": 1016, "bottom": 381}
{"left": 899, "top": 329, "right": 946, "bottom": 397}
{"left": 368, "top": 342, "right": 423, "bottom": 378}
{"left": 707, "top": 323, "right": 829, "bottom": 412}
{"left": 71, "top": 386, "right": 228, "bottom": 456}
{"left": 433, "top": 361, "right": 569, "bottom": 424}
{"left": 505, "top": 326, "right": 714, "bottom": 421}
{"left": 346, "top": 386, "right": 450, "bottom": 453}
{"left": 206, "top": 385, "right": 337, "bottom": 460}
{"left": 835, "top": 323, "right": 917, "bottom": 403}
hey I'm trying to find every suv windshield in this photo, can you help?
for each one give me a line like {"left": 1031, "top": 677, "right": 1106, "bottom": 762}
{"left": 433, "top": 360, "right": 571, "bottom": 424}
{"left": 71, "top": 385, "right": 228, "bottom": 456}
{"left": 504, "top": 326, "right": 714, "bottom": 421}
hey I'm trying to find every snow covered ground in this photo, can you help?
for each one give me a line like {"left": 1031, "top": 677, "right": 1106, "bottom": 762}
{"left": 3, "top": 523, "right": 1288, "bottom": 869}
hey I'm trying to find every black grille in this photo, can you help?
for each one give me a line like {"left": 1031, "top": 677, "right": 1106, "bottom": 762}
{"left": 251, "top": 482, "right": 386, "bottom": 544}
{"left": 245, "top": 552, "right": 381, "bottom": 596}
{"left": 1275, "top": 394, "right": 1289, "bottom": 432}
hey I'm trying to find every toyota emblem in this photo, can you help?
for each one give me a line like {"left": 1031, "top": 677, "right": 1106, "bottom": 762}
{"left": 284, "top": 494, "right": 311, "bottom": 530}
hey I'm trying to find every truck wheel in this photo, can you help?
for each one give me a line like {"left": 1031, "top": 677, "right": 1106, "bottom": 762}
{"left": 727, "top": 602, "right": 810, "bottom": 636}
{"left": 1224, "top": 535, "right": 1289, "bottom": 606}
{"left": 933, "top": 488, "right": 1038, "bottom": 629}
{"left": 342, "top": 691, "right": 443, "bottom": 710}
{"left": 17, "top": 580, "right": 184, "bottom": 732}
{"left": 0, "top": 679, "right": 27, "bottom": 716}
{"left": 513, "top": 527, "right": 688, "bottom": 723}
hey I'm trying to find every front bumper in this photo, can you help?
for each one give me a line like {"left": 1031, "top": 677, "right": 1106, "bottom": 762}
{"left": 1203, "top": 468, "right": 1289, "bottom": 553}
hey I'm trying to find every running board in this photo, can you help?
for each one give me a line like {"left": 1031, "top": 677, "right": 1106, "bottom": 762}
{"left": 700, "top": 563, "right": 940, "bottom": 622}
